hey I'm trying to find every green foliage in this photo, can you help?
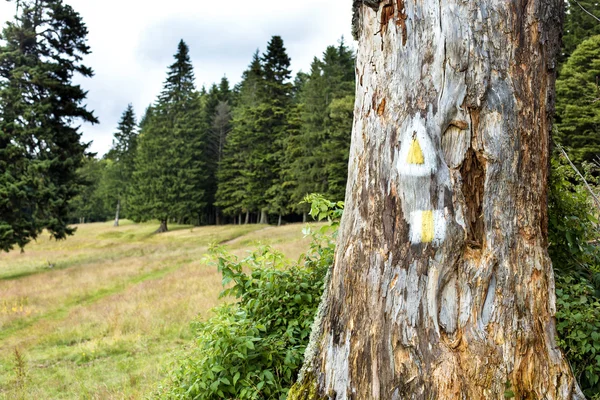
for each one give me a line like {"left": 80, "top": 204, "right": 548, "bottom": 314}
{"left": 562, "top": 1, "right": 600, "bottom": 61}
{"left": 555, "top": 276, "right": 600, "bottom": 398}
{"left": 104, "top": 104, "right": 138, "bottom": 220}
{"left": 216, "top": 37, "right": 295, "bottom": 220}
{"left": 0, "top": 0, "right": 97, "bottom": 251}
{"left": 68, "top": 157, "right": 112, "bottom": 223}
{"left": 548, "top": 150, "right": 600, "bottom": 396}
{"left": 548, "top": 152, "right": 600, "bottom": 286}
{"left": 287, "top": 40, "right": 355, "bottom": 212}
{"left": 130, "top": 41, "right": 207, "bottom": 228}
{"left": 161, "top": 196, "right": 342, "bottom": 399}
{"left": 555, "top": 35, "right": 600, "bottom": 164}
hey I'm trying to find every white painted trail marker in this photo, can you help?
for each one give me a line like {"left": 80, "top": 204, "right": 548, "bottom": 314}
{"left": 397, "top": 126, "right": 437, "bottom": 177}
{"left": 409, "top": 210, "right": 447, "bottom": 245}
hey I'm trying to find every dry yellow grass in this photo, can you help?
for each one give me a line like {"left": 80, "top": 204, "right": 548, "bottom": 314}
{"left": 0, "top": 220, "right": 317, "bottom": 399}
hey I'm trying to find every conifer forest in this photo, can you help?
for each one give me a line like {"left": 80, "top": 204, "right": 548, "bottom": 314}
{"left": 1, "top": 0, "right": 600, "bottom": 399}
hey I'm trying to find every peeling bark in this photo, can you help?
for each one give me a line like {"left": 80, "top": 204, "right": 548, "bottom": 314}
{"left": 291, "top": 0, "right": 584, "bottom": 399}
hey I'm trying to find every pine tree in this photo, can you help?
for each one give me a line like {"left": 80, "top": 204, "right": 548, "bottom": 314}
{"left": 0, "top": 0, "right": 98, "bottom": 251}
{"left": 105, "top": 104, "right": 138, "bottom": 226}
{"left": 260, "top": 36, "right": 293, "bottom": 223}
{"left": 555, "top": 35, "right": 600, "bottom": 163}
{"left": 216, "top": 53, "right": 263, "bottom": 223}
{"left": 130, "top": 40, "right": 205, "bottom": 232}
{"left": 286, "top": 40, "right": 355, "bottom": 212}
{"left": 203, "top": 78, "right": 232, "bottom": 224}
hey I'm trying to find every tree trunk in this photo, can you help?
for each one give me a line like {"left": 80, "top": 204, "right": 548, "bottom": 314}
{"left": 113, "top": 199, "right": 120, "bottom": 227}
{"left": 155, "top": 219, "right": 168, "bottom": 233}
{"left": 260, "top": 209, "right": 268, "bottom": 224}
{"left": 290, "top": 1, "right": 583, "bottom": 399}
{"left": 303, "top": 212, "right": 307, "bottom": 223}
{"left": 278, "top": 214, "right": 282, "bottom": 227}
{"left": 245, "top": 211, "right": 250, "bottom": 225}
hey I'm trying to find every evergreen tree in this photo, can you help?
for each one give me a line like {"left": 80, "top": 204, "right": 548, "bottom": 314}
{"left": 130, "top": 40, "right": 205, "bottom": 232}
{"left": 0, "top": 0, "right": 98, "bottom": 251}
{"left": 203, "top": 78, "right": 232, "bottom": 224}
{"left": 562, "top": 0, "right": 600, "bottom": 61}
{"left": 555, "top": 35, "right": 600, "bottom": 163}
{"left": 216, "top": 53, "right": 263, "bottom": 223}
{"left": 68, "top": 157, "right": 112, "bottom": 224}
{"left": 105, "top": 104, "right": 138, "bottom": 225}
{"left": 286, "top": 40, "right": 355, "bottom": 212}
{"left": 259, "top": 36, "right": 293, "bottom": 223}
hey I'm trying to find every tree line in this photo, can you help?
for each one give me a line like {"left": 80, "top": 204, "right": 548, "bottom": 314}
{"left": 1, "top": 0, "right": 598, "bottom": 249}
{"left": 69, "top": 36, "right": 355, "bottom": 231}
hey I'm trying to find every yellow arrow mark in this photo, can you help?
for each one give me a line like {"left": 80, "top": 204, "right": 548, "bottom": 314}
{"left": 406, "top": 138, "right": 425, "bottom": 165}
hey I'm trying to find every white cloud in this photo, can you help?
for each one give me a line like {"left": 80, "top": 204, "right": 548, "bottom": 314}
{"left": 0, "top": 0, "right": 354, "bottom": 156}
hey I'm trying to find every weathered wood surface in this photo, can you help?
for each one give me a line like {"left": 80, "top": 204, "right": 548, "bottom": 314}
{"left": 290, "top": 0, "right": 584, "bottom": 399}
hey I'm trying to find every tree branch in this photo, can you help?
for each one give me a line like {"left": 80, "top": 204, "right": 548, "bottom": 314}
{"left": 573, "top": 0, "right": 600, "bottom": 23}
{"left": 557, "top": 144, "right": 600, "bottom": 214}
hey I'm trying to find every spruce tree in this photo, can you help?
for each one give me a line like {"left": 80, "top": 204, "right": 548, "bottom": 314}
{"left": 216, "top": 53, "right": 263, "bottom": 223}
{"left": 287, "top": 40, "right": 355, "bottom": 211}
{"left": 259, "top": 36, "right": 293, "bottom": 223}
{"left": 555, "top": 35, "right": 600, "bottom": 163}
{"left": 0, "top": 0, "right": 97, "bottom": 251}
{"left": 203, "top": 78, "right": 232, "bottom": 224}
{"left": 105, "top": 104, "right": 138, "bottom": 226}
{"left": 130, "top": 40, "right": 205, "bottom": 232}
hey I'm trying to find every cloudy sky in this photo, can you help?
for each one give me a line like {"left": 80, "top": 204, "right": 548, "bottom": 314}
{"left": 0, "top": 0, "right": 354, "bottom": 156}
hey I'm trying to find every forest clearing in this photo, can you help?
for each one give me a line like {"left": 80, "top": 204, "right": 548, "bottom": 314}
{"left": 0, "top": 221, "right": 316, "bottom": 399}
{"left": 1, "top": 0, "right": 600, "bottom": 398}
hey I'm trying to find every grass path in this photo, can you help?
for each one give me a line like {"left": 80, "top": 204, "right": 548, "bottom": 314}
{"left": 0, "top": 221, "right": 315, "bottom": 399}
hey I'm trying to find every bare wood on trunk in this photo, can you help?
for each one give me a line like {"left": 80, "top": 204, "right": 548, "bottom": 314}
{"left": 290, "top": 0, "right": 583, "bottom": 398}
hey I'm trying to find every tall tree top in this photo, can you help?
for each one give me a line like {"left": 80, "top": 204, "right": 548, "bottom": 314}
{"left": 262, "top": 35, "right": 291, "bottom": 84}
{"left": 111, "top": 104, "right": 137, "bottom": 160}
{"left": 159, "top": 39, "right": 196, "bottom": 105}
{"left": 219, "top": 76, "right": 231, "bottom": 101}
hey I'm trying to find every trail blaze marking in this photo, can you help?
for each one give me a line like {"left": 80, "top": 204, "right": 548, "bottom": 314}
{"left": 407, "top": 139, "right": 425, "bottom": 164}
{"left": 421, "top": 210, "right": 434, "bottom": 242}
{"left": 397, "top": 126, "right": 437, "bottom": 177}
{"left": 410, "top": 210, "right": 446, "bottom": 245}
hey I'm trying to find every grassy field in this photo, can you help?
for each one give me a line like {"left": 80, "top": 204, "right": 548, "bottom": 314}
{"left": 0, "top": 220, "right": 316, "bottom": 399}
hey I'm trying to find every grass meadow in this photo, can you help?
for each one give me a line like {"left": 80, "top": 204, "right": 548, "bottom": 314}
{"left": 0, "top": 220, "right": 315, "bottom": 399}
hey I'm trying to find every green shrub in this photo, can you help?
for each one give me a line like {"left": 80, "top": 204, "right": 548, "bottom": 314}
{"left": 548, "top": 153, "right": 600, "bottom": 289}
{"left": 549, "top": 151, "right": 600, "bottom": 397}
{"left": 556, "top": 276, "right": 600, "bottom": 398}
{"left": 161, "top": 195, "right": 341, "bottom": 399}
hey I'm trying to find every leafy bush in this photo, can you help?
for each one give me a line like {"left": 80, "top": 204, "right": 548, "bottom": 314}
{"left": 556, "top": 276, "right": 600, "bottom": 398}
{"left": 161, "top": 195, "right": 342, "bottom": 399}
{"left": 549, "top": 151, "right": 600, "bottom": 397}
{"left": 548, "top": 153, "right": 600, "bottom": 289}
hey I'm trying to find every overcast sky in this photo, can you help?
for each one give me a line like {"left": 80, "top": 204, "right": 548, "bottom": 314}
{"left": 0, "top": 0, "right": 354, "bottom": 156}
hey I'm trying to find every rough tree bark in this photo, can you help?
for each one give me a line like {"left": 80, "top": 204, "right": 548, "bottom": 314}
{"left": 289, "top": 0, "right": 584, "bottom": 399}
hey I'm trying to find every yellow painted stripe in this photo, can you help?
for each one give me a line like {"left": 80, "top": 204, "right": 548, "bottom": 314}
{"left": 406, "top": 138, "right": 425, "bottom": 165}
{"left": 421, "top": 210, "right": 434, "bottom": 243}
